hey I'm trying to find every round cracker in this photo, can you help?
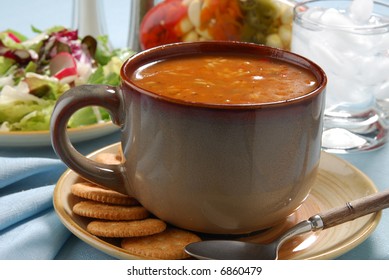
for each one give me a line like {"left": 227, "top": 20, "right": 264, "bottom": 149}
{"left": 94, "top": 152, "right": 121, "bottom": 165}
{"left": 121, "top": 227, "right": 201, "bottom": 259}
{"left": 71, "top": 182, "right": 139, "bottom": 205}
{"left": 86, "top": 218, "right": 167, "bottom": 238}
{"left": 73, "top": 200, "right": 149, "bottom": 220}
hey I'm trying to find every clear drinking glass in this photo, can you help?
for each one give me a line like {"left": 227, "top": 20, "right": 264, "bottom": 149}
{"left": 291, "top": 0, "right": 389, "bottom": 153}
{"left": 72, "top": 0, "right": 109, "bottom": 41}
{"left": 127, "top": 0, "right": 155, "bottom": 52}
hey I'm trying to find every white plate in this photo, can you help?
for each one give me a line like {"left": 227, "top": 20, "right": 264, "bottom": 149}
{"left": 54, "top": 143, "right": 381, "bottom": 260}
{"left": 0, "top": 122, "right": 118, "bottom": 147}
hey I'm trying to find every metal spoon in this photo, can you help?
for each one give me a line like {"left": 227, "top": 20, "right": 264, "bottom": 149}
{"left": 185, "top": 188, "right": 389, "bottom": 260}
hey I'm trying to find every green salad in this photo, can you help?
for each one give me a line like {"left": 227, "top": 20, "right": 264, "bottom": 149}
{"left": 0, "top": 26, "right": 134, "bottom": 132}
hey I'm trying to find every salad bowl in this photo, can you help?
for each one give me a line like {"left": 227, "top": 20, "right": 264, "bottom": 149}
{"left": 0, "top": 26, "right": 133, "bottom": 143}
{"left": 0, "top": 121, "right": 118, "bottom": 147}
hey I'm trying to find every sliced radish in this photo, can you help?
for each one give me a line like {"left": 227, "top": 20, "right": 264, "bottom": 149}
{"left": 54, "top": 68, "right": 77, "bottom": 84}
{"left": 49, "top": 52, "right": 77, "bottom": 82}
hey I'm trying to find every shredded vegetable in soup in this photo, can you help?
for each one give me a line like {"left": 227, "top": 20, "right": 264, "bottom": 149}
{"left": 132, "top": 54, "right": 318, "bottom": 105}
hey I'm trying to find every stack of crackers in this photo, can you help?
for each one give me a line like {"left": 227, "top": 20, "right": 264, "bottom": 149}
{"left": 70, "top": 152, "right": 201, "bottom": 260}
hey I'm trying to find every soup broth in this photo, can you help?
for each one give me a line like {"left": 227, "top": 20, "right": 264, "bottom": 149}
{"left": 131, "top": 54, "right": 318, "bottom": 105}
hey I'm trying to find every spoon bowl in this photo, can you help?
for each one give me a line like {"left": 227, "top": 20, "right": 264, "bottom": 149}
{"left": 186, "top": 240, "right": 278, "bottom": 260}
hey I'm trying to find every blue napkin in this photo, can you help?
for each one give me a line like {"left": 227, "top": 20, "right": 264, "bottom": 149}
{"left": 0, "top": 157, "right": 71, "bottom": 259}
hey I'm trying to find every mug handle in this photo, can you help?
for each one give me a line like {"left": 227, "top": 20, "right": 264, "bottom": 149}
{"left": 51, "top": 84, "right": 127, "bottom": 194}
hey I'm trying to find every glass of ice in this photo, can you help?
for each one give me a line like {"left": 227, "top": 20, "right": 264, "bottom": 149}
{"left": 291, "top": 0, "right": 389, "bottom": 153}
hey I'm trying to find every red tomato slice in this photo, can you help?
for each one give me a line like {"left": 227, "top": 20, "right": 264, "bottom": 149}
{"left": 139, "top": 0, "right": 188, "bottom": 50}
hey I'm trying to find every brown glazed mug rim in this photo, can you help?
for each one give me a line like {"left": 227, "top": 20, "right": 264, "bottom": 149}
{"left": 121, "top": 41, "right": 327, "bottom": 110}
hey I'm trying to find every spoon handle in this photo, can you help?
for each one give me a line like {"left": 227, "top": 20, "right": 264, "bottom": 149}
{"left": 318, "top": 188, "right": 389, "bottom": 229}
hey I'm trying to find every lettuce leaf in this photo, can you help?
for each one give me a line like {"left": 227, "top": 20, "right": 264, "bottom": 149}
{"left": 0, "top": 101, "right": 47, "bottom": 124}
{"left": 10, "top": 104, "right": 54, "bottom": 131}
{"left": 68, "top": 107, "right": 110, "bottom": 128}
{"left": 0, "top": 56, "right": 15, "bottom": 76}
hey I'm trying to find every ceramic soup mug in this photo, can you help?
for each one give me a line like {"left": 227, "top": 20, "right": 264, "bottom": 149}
{"left": 51, "top": 41, "right": 327, "bottom": 234}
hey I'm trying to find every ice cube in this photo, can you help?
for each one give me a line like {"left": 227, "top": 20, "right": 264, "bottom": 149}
{"left": 319, "top": 8, "right": 354, "bottom": 27}
{"left": 362, "top": 54, "right": 389, "bottom": 85}
{"left": 375, "top": 81, "right": 389, "bottom": 100}
{"left": 301, "top": 7, "right": 325, "bottom": 23}
{"left": 348, "top": 0, "right": 373, "bottom": 23}
{"left": 326, "top": 74, "right": 373, "bottom": 108}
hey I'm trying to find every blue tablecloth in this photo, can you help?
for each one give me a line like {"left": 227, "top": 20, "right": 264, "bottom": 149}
{"left": 0, "top": 132, "right": 121, "bottom": 259}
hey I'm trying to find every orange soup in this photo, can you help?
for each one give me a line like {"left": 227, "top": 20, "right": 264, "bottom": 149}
{"left": 131, "top": 54, "right": 318, "bottom": 105}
